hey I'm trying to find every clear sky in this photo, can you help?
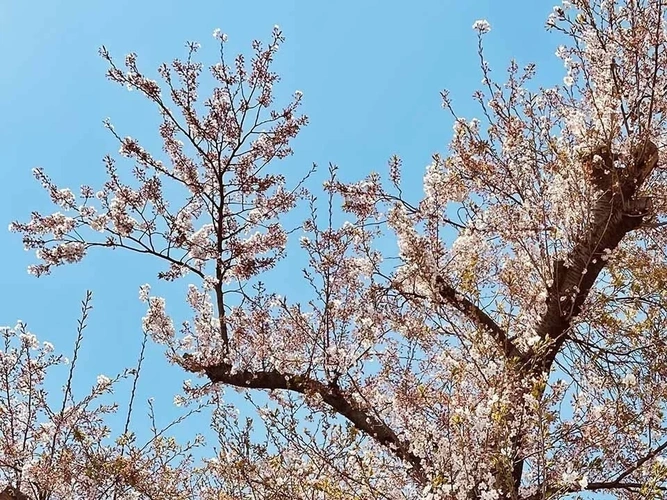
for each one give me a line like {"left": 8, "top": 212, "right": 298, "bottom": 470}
{"left": 0, "top": 0, "right": 567, "bottom": 469}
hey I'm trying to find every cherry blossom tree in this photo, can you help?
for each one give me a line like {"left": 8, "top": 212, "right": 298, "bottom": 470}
{"left": 0, "top": 293, "right": 214, "bottom": 499}
{"left": 8, "top": 0, "right": 667, "bottom": 498}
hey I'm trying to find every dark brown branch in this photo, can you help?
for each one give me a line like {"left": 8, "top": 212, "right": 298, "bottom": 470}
{"left": 513, "top": 141, "right": 659, "bottom": 499}
{"left": 611, "top": 438, "right": 667, "bottom": 487}
{"left": 523, "top": 478, "right": 667, "bottom": 500}
{"left": 584, "top": 481, "right": 667, "bottom": 492}
{"left": 0, "top": 487, "right": 29, "bottom": 500}
{"left": 434, "top": 275, "right": 523, "bottom": 362}
{"left": 533, "top": 140, "right": 658, "bottom": 374}
{"left": 521, "top": 481, "right": 666, "bottom": 500}
{"left": 182, "top": 358, "right": 427, "bottom": 483}
{"left": 521, "top": 440, "right": 667, "bottom": 498}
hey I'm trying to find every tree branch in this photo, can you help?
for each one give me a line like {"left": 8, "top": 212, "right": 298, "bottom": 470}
{"left": 522, "top": 479, "right": 667, "bottom": 500}
{"left": 182, "top": 358, "right": 427, "bottom": 483}
{"left": 610, "top": 438, "right": 667, "bottom": 487}
{"left": 515, "top": 141, "right": 659, "bottom": 499}
{"left": 532, "top": 140, "right": 658, "bottom": 375}
{"left": 434, "top": 275, "right": 523, "bottom": 362}
{"left": 521, "top": 481, "right": 665, "bottom": 500}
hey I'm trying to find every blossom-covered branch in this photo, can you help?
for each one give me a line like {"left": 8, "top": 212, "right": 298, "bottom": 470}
{"left": 434, "top": 275, "right": 524, "bottom": 362}
{"left": 183, "top": 355, "right": 427, "bottom": 482}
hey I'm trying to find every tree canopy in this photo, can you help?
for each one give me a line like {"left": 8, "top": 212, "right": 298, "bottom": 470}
{"left": 4, "top": 1, "right": 667, "bottom": 498}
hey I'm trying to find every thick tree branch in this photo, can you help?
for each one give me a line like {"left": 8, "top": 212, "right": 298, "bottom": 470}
{"left": 182, "top": 357, "right": 427, "bottom": 483}
{"left": 532, "top": 140, "right": 658, "bottom": 375}
{"left": 0, "top": 487, "right": 28, "bottom": 500}
{"left": 513, "top": 141, "right": 659, "bottom": 499}
{"left": 435, "top": 275, "right": 524, "bottom": 362}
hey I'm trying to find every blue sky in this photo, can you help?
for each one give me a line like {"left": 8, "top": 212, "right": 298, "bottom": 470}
{"left": 0, "top": 0, "right": 567, "bottom": 469}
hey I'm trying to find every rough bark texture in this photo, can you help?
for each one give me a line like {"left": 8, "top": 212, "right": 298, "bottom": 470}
{"left": 183, "top": 356, "right": 427, "bottom": 483}
{"left": 435, "top": 275, "right": 524, "bottom": 362}
{"left": 510, "top": 140, "right": 659, "bottom": 498}
{"left": 0, "top": 487, "right": 29, "bottom": 500}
